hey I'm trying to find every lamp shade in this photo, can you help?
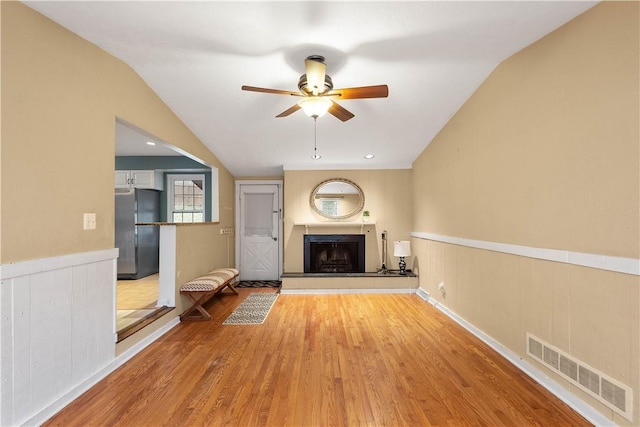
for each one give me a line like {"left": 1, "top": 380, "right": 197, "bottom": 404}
{"left": 298, "top": 96, "right": 333, "bottom": 118}
{"left": 393, "top": 240, "right": 411, "bottom": 257}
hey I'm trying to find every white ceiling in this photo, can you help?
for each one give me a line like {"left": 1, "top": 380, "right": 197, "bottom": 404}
{"left": 25, "top": 1, "right": 596, "bottom": 177}
{"left": 115, "top": 120, "right": 184, "bottom": 157}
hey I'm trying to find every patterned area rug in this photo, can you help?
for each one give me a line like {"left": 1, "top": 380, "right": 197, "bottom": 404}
{"left": 236, "top": 280, "right": 281, "bottom": 288}
{"left": 223, "top": 293, "right": 278, "bottom": 325}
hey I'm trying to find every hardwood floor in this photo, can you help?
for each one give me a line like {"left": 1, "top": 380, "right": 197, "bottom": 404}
{"left": 45, "top": 289, "right": 591, "bottom": 426}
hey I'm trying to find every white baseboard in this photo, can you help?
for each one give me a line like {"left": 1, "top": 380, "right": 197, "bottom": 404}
{"left": 414, "top": 288, "right": 615, "bottom": 427}
{"left": 280, "top": 288, "right": 416, "bottom": 295}
{"left": 24, "top": 317, "right": 180, "bottom": 427}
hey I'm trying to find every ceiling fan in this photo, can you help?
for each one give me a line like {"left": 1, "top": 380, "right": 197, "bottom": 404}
{"left": 241, "top": 55, "right": 388, "bottom": 122}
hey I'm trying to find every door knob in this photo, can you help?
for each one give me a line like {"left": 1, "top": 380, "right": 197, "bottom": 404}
{"left": 272, "top": 237, "right": 278, "bottom": 241}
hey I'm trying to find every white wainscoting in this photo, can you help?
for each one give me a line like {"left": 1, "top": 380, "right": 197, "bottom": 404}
{"left": 0, "top": 249, "right": 118, "bottom": 426}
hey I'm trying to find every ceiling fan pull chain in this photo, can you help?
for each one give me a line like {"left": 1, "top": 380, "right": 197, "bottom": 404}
{"left": 312, "top": 117, "right": 321, "bottom": 160}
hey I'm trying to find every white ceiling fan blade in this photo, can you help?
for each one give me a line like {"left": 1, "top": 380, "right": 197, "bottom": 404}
{"left": 305, "top": 57, "right": 326, "bottom": 95}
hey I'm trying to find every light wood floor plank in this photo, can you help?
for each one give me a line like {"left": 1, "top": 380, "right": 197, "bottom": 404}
{"left": 116, "top": 274, "right": 162, "bottom": 334}
{"left": 117, "top": 274, "right": 159, "bottom": 309}
{"left": 44, "top": 290, "right": 591, "bottom": 427}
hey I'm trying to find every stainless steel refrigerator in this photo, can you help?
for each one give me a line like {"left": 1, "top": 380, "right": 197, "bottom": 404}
{"left": 115, "top": 188, "right": 161, "bottom": 279}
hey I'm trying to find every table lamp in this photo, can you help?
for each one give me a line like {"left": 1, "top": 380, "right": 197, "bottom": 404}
{"left": 393, "top": 240, "right": 411, "bottom": 275}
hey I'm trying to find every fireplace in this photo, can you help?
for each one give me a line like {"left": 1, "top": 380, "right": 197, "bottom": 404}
{"left": 304, "top": 234, "right": 365, "bottom": 273}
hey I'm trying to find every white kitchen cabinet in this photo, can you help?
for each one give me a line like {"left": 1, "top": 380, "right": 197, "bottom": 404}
{"left": 115, "top": 170, "right": 164, "bottom": 190}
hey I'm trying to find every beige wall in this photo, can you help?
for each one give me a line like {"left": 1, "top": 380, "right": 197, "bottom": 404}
{"left": 2, "top": 2, "right": 237, "bottom": 358}
{"left": 412, "top": 2, "right": 639, "bottom": 425}
{"left": 413, "top": 2, "right": 638, "bottom": 259}
{"left": 1, "top": 2, "right": 235, "bottom": 264}
{"left": 284, "top": 169, "right": 412, "bottom": 273}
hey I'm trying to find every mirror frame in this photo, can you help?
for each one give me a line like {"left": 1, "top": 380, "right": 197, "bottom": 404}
{"left": 309, "top": 178, "right": 365, "bottom": 220}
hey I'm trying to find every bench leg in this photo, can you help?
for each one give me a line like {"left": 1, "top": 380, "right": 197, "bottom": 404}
{"left": 225, "top": 280, "right": 239, "bottom": 295}
{"left": 180, "top": 292, "right": 213, "bottom": 321}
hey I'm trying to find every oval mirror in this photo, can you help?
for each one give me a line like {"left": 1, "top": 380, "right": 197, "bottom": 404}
{"left": 309, "top": 178, "right": 365, "bottom": 220}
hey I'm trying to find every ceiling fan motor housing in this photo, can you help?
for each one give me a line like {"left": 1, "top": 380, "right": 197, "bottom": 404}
{"left": 298, "top": 74, "right": 333, "bottom": 95}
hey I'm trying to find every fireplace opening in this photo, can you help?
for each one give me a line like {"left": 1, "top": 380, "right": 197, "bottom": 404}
{"left": 304, "top": 234, "right": 365, "bottom": 273}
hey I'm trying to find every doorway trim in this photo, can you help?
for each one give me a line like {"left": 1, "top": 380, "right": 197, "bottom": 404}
{"left": 235, "top": 180, "right": 284, "bottom": 280}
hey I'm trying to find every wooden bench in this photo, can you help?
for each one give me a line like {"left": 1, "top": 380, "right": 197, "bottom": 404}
{"left": 179, "top": 267, "right": 239, "bottom": 321}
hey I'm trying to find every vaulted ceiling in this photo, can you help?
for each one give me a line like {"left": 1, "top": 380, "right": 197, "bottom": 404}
{"left": 25, "top": 1, "right": 596, "bottom": 177}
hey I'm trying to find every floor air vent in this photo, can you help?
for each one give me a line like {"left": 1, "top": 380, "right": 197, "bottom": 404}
{"left": 526, "top": 333, "right": 632, "bottom": 421}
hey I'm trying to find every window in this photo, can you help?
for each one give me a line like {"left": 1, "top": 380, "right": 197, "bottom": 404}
{"left": 320, "top": 198, "right": 339, "bottom": 217}
{"left": 168, "top": 174, "right": 205, "bottom": 223}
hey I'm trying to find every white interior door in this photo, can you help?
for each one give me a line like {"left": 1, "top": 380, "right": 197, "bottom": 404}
{"left": 238, "top": 184, "right": 281, "bottom": 281}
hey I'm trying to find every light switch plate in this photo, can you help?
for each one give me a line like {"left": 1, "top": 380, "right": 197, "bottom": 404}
{"left": 83, "top": 213, "right": 96, "bottom": 230}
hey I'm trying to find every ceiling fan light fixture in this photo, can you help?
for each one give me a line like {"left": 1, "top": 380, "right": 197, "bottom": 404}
{"left": 298, "top": 97, "right": 333, "bottom": 118}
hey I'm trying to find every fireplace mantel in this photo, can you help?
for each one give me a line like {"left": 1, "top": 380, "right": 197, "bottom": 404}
{"left": 293, "top": 221, "right": 376, "bottom": 234}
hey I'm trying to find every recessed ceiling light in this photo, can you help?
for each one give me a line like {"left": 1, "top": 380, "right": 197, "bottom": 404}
{"left": 364, "top": 154, "right": 375, "bottom": 159}
{"left": 311, "top": 154, "right": 321, "bottom": 160}
{"left": 146, "top": 141, "right": 156, "bottom": 146}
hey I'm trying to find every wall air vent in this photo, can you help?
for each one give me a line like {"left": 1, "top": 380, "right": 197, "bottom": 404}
{"left": 528, "top": 336, "right": 543, "bottom": 359}
{"left": 602, "top": 378, "right": 628, "bottom": 412}
{"left": 559, "top": 355, "right": 578, "bottom": 381}
{"left": 526, "top": 333, "right": 633, "bottom": 421}
{"left": 578, "top": 366, "right": 600, "bottom": 395}
{"left": 543, "top": 346, "right": 560, "bottom": 370}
